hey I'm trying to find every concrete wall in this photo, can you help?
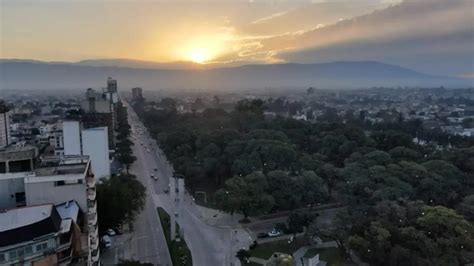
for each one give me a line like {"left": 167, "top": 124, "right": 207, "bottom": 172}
{"left": 25, "top": 181, "right": 88, "bottom": 212}
{"left": 63, "top": 121, "right": 81, "bottom": 156}
{"left": 82, "top": 127, "right": 110, "bottom": 179}
{"left": 0, "top": 177, "right": 25, "bottom": 209}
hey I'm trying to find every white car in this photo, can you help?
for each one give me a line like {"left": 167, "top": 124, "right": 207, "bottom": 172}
{"left": 106, "top": 228, "right": 116, "bottom": 236}
{"left": 268, "top": 229, "right": 282, "bottom": 237}
{"left": 102, "top": 235, "right": 111, "bottom": 248}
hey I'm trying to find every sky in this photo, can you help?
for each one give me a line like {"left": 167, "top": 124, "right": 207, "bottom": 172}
{"left": 1, "top": 0, "right": 473, "bottom": 76}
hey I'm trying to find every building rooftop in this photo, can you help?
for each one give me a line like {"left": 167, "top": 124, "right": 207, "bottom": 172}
{"left": 0, "top": 204, "right": 64, "bottom": 248}
{"left": 35, "top": 163, "right": 87, "bottom": 177}
{"left": 0, "top": 204, "right": 53, "bottom": 232}
{"left": 56, "top": 200, "right": 80, "bottom": 223}
{"left": 0, "top": 145, "right": 38, "bottom": 162}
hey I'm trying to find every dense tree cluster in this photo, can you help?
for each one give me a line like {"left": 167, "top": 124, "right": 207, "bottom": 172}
{"left": 96, "top": 174, "right": 146, "bottom": 231}
{"left": 116, "top": 102, "right": 136, "bottom": 172}
{"left": 133, "top": 97, "right": 474, "bottom": 264}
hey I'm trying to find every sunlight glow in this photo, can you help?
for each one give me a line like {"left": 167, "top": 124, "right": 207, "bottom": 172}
{"left": 188, "top": 48, "right": 208, "bottom": 63}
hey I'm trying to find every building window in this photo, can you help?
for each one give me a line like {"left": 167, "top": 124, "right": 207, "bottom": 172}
{"left": 35, "top": 243, "right": 47, "bottom": 252}
{"left": 8, "top": 250, "right": 17, "bottom": 260}
{"left": 78, "top": 179, "right": 83, "bottom": 184}
{"left": 0, "top": 253, "right": 5, "bottom": 263}
{"left": 54, "top": 181, "right": 65, "bottom": 186}
{"left": 25, "top": 245, "right": 33, "bottom": 255}
{"left": 17, "top": 248, "right": 24, "bottom": 257}
{"left": 15, "top": 192, "right": 26, "bottom": 206}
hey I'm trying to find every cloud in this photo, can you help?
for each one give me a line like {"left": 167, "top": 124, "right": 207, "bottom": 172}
{"left": 223, "top": 0, "right": 474, "bottom": 76}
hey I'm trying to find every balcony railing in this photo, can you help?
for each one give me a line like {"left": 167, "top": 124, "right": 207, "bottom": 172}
{"left": 87, "top": 188, "right": 96, "bottom": 201}
{"left": 87, "top": 201, "right": 97, "bottom": 215}
{"left": 88, "top": 213, "right": 97, "bottom": 227}
{"left": 90, "top": 235, "right": 99, "bottom": 251}
{"left": 86, "top": 176, "right": 96, "bottom": 188}
{"left": 90, "top": 248, "right": 100, "bottom": 263}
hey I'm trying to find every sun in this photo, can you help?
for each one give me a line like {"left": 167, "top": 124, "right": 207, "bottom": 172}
{"left": 188, "top": 48, "right": 208, "bottom": 64}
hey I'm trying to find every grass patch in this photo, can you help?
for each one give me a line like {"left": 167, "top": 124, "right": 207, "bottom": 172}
{"left": 157, "top": 207, "right": 192, "bottom": 266}
{"left": 304, "top": 247, "right": 345, "bottom": 266}
{"left": 249, "top": 237, "right": 310, "bottom": 260}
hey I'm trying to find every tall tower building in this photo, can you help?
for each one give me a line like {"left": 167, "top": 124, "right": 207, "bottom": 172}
{"left": 107, "top": 77, "right": 117, "bottom": 93}
{"left": 0, "top": 101, "right": 11, "bottom": 149}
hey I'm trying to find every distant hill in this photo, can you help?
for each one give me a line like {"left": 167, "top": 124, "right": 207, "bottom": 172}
{"left": 74, "top": 58, "right": 205, "bottom": 70}
{"left": 0, "top": 59, "right": 470, "bottom": 91}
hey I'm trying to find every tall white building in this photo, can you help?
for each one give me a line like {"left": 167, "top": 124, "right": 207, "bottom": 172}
{"left": 0, "top": 101, "right": 10, "bottom": 149}
{"left": 63, "top": 121, "right": 110, "bottom": 179}
{"left": 63, "top": 121, "right": 81, "bottom": 155}
{"left": 82, "top": 127, "right": 110, "bottom": 179}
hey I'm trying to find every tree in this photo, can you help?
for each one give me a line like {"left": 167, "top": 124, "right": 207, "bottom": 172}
{"left": 287, "top": 210, "right": 316, "bottom": 234}
{"left": 96, "top": 174, "right": 146, "bottom": 230}
{"left": 215, "top": 172, "right": 274, "bottom": 220}
{"left": 458, "top": 195, "right": 474, "bottom": 221}
{"left": 318, "top": 211, "right": 352, "bottom": 254}
{"left": 348, "top": 203, "right": 474, "bottom": 265}
{"left": 117, "top": 153, "right": 137, "bottom": 174}
{"left": 236, "top": 249, "right": 250, "bottom": 262}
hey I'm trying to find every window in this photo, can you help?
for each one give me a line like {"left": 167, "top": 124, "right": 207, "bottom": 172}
{"left": 78, "top": 179, "right": 83, "bottom": 184}
{"left": 35, "top": 243, "right": 47, "bottom": 252}
{"left": 15, "top": 192, "right": 26, "bottom": 206}
{"left": 25, "top": 246, "right": 33, "bottom": 255}
{"left": 8, "top": 250, "right": 17, "bottom": 260}
{"left": 54, "top": 180, "right": 65, "bottom": 186}
{"left": 17, "top": 248, "right": 24, "bottom": 257}
{"left": 0, "top": 253, "right": 5, "bottom": 263}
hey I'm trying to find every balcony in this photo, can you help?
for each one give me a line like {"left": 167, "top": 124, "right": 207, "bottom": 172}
{"left": 87, "top": 177, "right": 96, "bottom": 188}
{"left": 87, "top": 201, "right": 97, "bottom": 215}
{"left": 88, "top": 213, "right": 97, "bottom": 227}
{"left": 87, "top": 188, "right": 96, "bottom": 201}
{"left": 90, "top": 248, "right": 100, "bottom": 263}
{"left": 90, "top": 235, "right": 99, "bottom": 251}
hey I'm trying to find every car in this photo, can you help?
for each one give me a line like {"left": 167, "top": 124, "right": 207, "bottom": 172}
{"left": 257, "top": 232, "right": 269, "bottom": 239}
{"left": 102, "top": 235, "right": 112, "bottom": 248}
{"left": 150, "top": 174, "right": 155, "bottom": 178}
{"left": 106, "top": 228, "right": 116, "bottom": 236}
{"left": 154, "top": 168, "right": 158, "bottom": 171}
{"left": 268, "top": 229, "right": 282, "bottom": 237}
{"left": 112, "top": 227, "right": 123, "bottom": 235}
{"left": 163, "top": 188, "right": 169, "bottom": 193}
{"left": 154, "top": 176, "right": 158, "bottom": 181}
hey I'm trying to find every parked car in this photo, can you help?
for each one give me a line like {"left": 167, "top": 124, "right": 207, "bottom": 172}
{"left": 163, "top": 188, "right": 169, "bottom": 193}
{"left": 102, "top": 235, "right": 111, "bottom": 248}
{"left": 150, "top": 174, "right": 155, "bottom": 179}
{"left": 154, "top": 168, "right": 158, "bottom": 171}
{"left": 112, "top": 227, "right": 123, "bottom": 235}
{"left": 257, "top": 232, "right": 269, "bottom": 239}
{"left": 268, "top": 229, "right": 282, "bottom": 237}
{"left": 106, "top": 228, "right": 116, "bottom": 236}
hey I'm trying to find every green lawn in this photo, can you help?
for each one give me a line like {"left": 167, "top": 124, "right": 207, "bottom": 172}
{"left": 249, "top": 237, "right": 310, "bottom": 260}
{"left": 157, "top": 207, "right": 192, "bottom": 266}
{"left": 304, "top": 247, "right": 345, "bottom": 266}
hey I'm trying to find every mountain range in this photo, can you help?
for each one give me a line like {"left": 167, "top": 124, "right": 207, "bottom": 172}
{"left": 0, "top": 59, "right": 471, "bottom": 91}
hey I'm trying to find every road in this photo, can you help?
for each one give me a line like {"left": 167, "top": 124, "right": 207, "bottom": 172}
{"left": 125, "top": 101, "right": 252, "bottom": 266}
